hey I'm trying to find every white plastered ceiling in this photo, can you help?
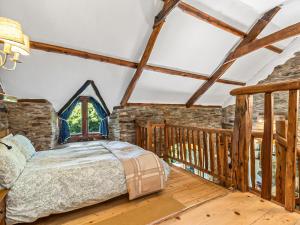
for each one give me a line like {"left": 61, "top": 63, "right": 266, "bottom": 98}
{"left": 0, "top": 0, "right": 299, "bottom": 112}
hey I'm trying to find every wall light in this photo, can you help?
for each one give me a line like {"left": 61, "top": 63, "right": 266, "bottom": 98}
{"left": 0, "top": 17, "right": 30, "bottom": 71}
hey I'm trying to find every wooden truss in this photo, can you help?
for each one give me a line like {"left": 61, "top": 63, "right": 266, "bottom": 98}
{"left": 30, "top": 1, "right": 300, "bottom": 107}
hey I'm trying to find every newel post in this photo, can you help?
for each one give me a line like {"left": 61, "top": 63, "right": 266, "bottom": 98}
{"left": 232, "top": 94, "right": 253, "bottom": 192}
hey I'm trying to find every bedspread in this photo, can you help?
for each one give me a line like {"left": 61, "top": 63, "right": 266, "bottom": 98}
{"left": 102, "top": 141, "right": 166, "bottom": 200}
{"left": 5, "top": 141, "right": 169, "bottom": 224}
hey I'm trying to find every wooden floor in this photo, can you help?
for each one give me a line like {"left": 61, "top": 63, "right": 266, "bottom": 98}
{"left": 30, "top": 166, "right": 228, "bottom": 225}
{"left": 29, "top": 166, "right": 300, "bottom": 225}
{"left": 159, "top": 192, "right": 300, "bottom": 225}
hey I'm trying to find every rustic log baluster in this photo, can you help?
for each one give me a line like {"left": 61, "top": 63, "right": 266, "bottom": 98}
{"left": 209, "top": 132, "right": 215, "bottom": 175}
{"left": 261, "top": 93, "right": 274, "bottom": 200}
{"left": 232, "top": 94, "right": 253, "bottom": 192}
{"left": 285, "top": 90, "right": 299, "bottom": 211}
{"left": 250, "top": 135, "right": 256, "bottom": 191}
{"left": 146, "top": 121, "right": 153, "bottom": 152}
{"left": 198, "top": 131, "right": 203, "bottom": 170}
{"left": 275, "top": 120, "right": 287, "bottom": 204}
{"left": 164, "top": 123, "right": 169, "bottom": 161}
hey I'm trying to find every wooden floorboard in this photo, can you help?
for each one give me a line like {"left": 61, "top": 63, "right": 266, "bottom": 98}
{"left": 158, "top": 192, "right": 300, "bottom": 225}
{"left": 29, "top": 166, "right": 229, "bottom": 225}
{"left": 26, "top": 166, "right": 300, "bottom": 225}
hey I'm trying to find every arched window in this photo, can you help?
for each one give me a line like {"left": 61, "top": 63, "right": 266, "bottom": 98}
{"left": 67, "top": 96, "right": 102, "bottom": 142}
{"left": 58, "top": 81, "right": 110, "bottom": 144}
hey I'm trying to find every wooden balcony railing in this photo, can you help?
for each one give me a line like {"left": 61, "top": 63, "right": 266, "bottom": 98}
{"left": 135, "top": 79, "right": 300, "bottom": 212}
{"left": 135, "top": 121, "right": 234, "bottom": 187}
{"left": 230, "top": 79, "right": 300, "bottom": 211}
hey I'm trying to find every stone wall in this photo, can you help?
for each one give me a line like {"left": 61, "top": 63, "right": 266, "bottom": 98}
{"left": 222, "top": 52, "right": 300, "bottom": 133}
{"left": 7, "top": 99, "right": 59, "bottom": 151}
{"left": 0, "top": 107, "right": 8, "bottom": 130}
{"left": 109, "top": 105, "right": 223, "bottom": 144}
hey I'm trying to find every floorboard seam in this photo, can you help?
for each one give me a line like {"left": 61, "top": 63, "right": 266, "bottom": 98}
{"left": 152, "top": 191, "right": 232, "bottom": 225}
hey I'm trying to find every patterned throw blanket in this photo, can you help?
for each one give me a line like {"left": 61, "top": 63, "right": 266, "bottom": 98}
{"left": 101, "top": 141, "right": 166, "bottom": 200}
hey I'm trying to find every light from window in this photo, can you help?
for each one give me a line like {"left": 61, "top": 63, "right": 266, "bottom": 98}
{"left": 67, "top": 102, "right": 82, "bottom": 135}
{"left": 88, "top": 102, "right": 100, "bottom": 133}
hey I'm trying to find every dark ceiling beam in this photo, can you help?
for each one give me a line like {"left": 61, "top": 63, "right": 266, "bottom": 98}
{"left": 154, "top": 0, "right": 181, "bottom": 27}
{"left": 225, "top": 22, "right": 300, "bottom": 63}
{"left": 186, "top": 6, "right": 281, "bottom": 107}
{"left": 178, "top": 2, "right": 283, "bottom": 54}
{"left": 30, "top": 41, "right": 245, "bottom": 86}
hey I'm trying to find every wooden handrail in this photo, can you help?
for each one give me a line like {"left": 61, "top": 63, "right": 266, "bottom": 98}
{"left": 166, "top": 124, "right": 233, "bottom": 134}
{"left": 230, "top": 79, "right": 300, "bottom": 96}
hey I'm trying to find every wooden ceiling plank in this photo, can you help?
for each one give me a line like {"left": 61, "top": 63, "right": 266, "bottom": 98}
{"left": 226, "top": 22, "right": 300, "bottom": 63}
{"left": 154, "top": 0, "right": 181, "bottom": 27}
{"left": 178, "top": 2, "right": 283, "bottom": 54}
{"left": 186, "top": 6, "right": 281, "bottom": 107}
{"left": 30, "top": 41, "right": 244, "bottom": 86}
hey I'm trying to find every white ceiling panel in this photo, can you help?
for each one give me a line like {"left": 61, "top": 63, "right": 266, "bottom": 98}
{"left": 149, "top": 8, "right": 240, "bottom": 75}
{"left": 130, "top": 70, "right": 204, "bottom": 104}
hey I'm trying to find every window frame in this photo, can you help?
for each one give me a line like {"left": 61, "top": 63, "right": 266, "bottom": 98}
{"left": 68, "top": 96, "right": 103, "bottom": 142}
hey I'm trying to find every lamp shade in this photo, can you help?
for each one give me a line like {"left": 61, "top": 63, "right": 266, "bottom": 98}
{"left": 0, "top": 17, "right": 24, "bottom": 44}
{"left": 11, "top": 34, "right": 30, "bottom": 56}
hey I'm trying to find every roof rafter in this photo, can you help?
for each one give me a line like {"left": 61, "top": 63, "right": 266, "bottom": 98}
{"left": 30, "top": 41, "right": 245, "bottom": 86}
{"left": 120, "top": 0, "right": 179, "bottom": 106}
{"left": 225, "top": 22, "right": 300, "bottom": 63}
{"left": 154, "top": 0, "right": 181, "bottom": 27}
{"left": 178, "top": 2, "right": 283, "bottom": 54}
{"left": 186, "top": 6, "right": 281, "bottom": 107}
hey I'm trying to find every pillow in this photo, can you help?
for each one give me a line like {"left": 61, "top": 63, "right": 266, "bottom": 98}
{"left": 12, "top": 135, "right": 36, "bottom": 161}
{"left": 2, "top": 134, "right": 13, "bottom": 140}
{"left": 0, "top": 143, "right": 26, "bottom": 188}
{"left": 0, "top": 138, "right": 27, "bottom": 167}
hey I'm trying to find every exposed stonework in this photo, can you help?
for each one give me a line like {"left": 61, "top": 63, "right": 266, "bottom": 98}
{"left": 222, "top": 104, "right": 235, "bottom": 129}
{"left": 7, "top": 99, "right": 59, "bottom": 151}
{"left": 109, "top": 105, "right": 223, "bottom": 144}
{"left": 0, "top": 107, "right": 8, "bottom": 130}
{"left": 223, "top": 52, "right": 300, "bottom": 137}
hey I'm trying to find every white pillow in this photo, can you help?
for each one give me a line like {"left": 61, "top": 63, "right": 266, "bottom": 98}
{"left": 12, "top": 135, "right": 36, "bottom": 161}
{"left": 2, "top": 134, "right": 13, "bottom": 140}
{"left": 0, "top": 138, "right": 27, "bottom": 166}
{"left": 0, "top": 141, "right": 26, "bottom": 188}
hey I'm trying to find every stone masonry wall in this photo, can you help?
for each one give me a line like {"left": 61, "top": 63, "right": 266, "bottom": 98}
{"left": 109, "top": 105, "right": 223, "bottom": 144}
{"left": 222, "top": 52, "right": 300, "bottom": 137}
{"left": 0, "top": 107, "right": 8, "bottom": 130}
{"left": 7, "top": 99, "right": 59, "bottom": 151}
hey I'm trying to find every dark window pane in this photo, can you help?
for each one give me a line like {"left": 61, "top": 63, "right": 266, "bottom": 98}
{"left": 88, "top": 102, "right": 100, "bottom": 133}
{"left": 67, "top": 102, "right": 82, "bottom": 135}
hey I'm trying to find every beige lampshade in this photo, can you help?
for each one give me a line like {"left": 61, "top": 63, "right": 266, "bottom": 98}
{"left": 0, "top": 17, "right": 24, "bottom": 44}
{"left": 11, "top": 34, "right": 30, "bottom": 56}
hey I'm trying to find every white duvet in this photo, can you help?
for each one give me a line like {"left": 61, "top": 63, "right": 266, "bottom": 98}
{"left": 6, "top": 141, "right": 170, "bottom": 224}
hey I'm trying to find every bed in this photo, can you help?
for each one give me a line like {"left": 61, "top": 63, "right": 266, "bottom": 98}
{"left": 0, "top": 133, "right": 170, "bottom": 225}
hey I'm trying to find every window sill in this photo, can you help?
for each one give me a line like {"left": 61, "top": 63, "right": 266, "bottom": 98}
{"left": 68, "top": 133, "right": 105, "bottom": 143}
